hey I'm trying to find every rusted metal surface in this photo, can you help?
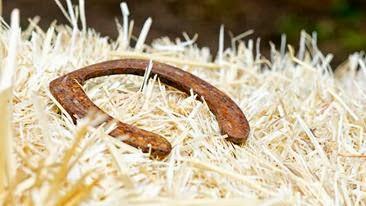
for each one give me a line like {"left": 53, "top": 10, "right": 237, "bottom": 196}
{"left": 49, "top": 59, "right": 250, "bottom": 158}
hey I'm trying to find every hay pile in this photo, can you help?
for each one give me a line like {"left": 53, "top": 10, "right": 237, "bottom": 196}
{"left": 1, "top": 1, "right": 366, "bottom": 205}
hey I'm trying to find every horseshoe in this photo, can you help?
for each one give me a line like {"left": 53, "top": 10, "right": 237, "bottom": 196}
{"left": 49, "top": 59, "right": 250, "bottom": 158}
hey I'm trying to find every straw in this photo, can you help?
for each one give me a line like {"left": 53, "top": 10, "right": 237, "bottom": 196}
{"left": 1, "top": 1, "right": 366, "bottom": 205}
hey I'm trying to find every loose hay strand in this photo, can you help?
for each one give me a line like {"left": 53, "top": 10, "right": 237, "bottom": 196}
{"left": 0, "top": 9, "right": 19, "bottom": 190}
{"left": 135, "top": 17, "right": 152, "bottom": 52}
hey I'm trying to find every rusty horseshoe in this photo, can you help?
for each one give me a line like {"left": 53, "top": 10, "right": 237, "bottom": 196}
{"left": 50, "top": 59, "right": 250, "bottom": 158}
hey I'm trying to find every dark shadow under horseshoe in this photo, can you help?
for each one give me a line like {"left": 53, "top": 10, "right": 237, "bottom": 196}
{"left": 49, "top": 59, "right": 250, "bottom": 159}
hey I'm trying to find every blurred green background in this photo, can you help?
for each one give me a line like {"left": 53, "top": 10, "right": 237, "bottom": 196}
{"left": 3, "top": 0, "right": 366, "bottom": 66}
